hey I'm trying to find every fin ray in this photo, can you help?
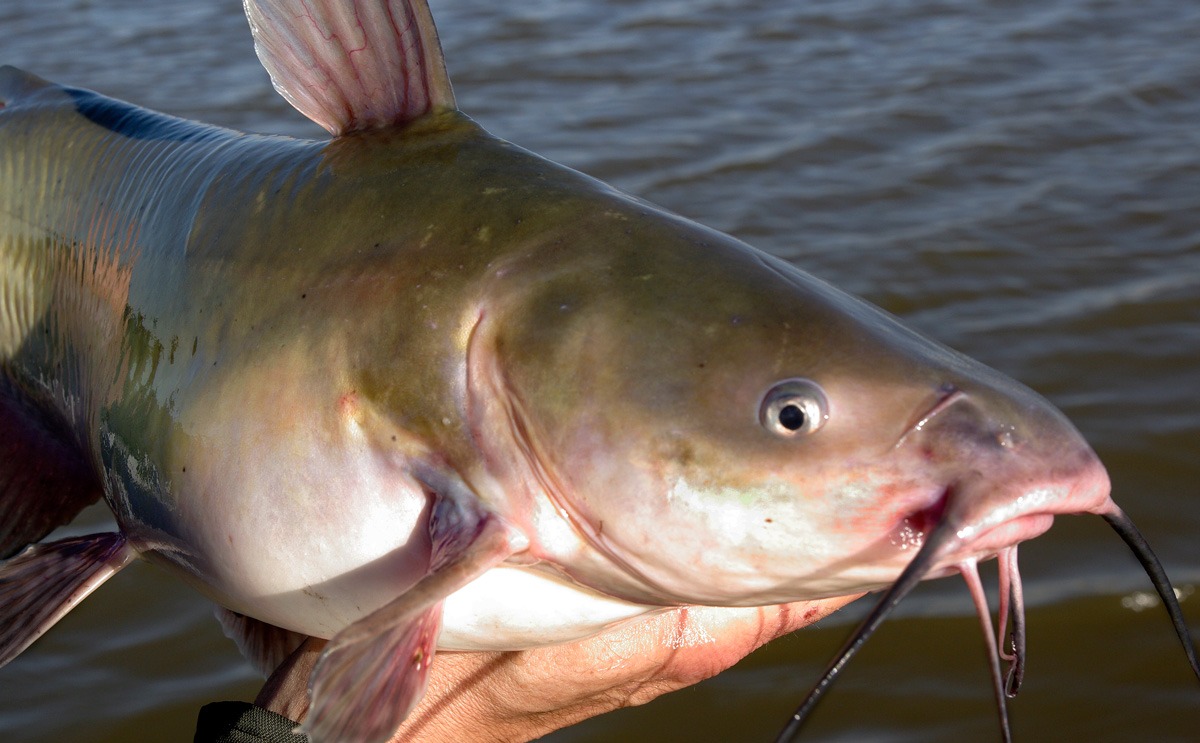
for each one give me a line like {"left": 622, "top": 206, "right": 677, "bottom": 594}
{"left": 301, "top": 491, "right": 522, "bottom": 743}
{"left": 244, "top": 0, "right": 456, "bottom": 135}
{"left": 0, "top": 533, "right": 133, "bottom": 667}
{"left": 215, "top": 607, "right": 310, "bottom": 677}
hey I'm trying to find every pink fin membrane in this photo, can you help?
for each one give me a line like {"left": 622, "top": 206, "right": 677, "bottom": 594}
{"left": 300, "top": 492, "right": 521, "bottom": 743}
{"left": 303, "top": 600, "right": 443, "bottom": 743}
{"left": 215, "top": 607, "right": 309, "bottom": 677}
{"left": 244, "top": 0, "right": 456, "bottom": 136}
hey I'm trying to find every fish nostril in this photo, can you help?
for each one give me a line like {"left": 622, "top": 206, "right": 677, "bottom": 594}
{"left": 900, "top": 385, "right": 1029, "bottom": 455}
{"left": 894, "top": 384, "right": 967, "bottom": 449}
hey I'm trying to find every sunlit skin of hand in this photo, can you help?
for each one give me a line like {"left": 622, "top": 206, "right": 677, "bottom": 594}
{"left": 254, "top": 595, "right": 861, "bottom": 742}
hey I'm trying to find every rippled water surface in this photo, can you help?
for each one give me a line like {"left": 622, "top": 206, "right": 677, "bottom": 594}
{"left": 2, "top": 0, "right": 1198, "bottom": 741}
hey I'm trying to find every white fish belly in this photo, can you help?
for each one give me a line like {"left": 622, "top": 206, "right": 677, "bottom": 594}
{"left": 439, "top": 566, "right": 657, "bottom": 651}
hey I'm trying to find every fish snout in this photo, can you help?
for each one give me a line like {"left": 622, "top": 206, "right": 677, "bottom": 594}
{"left": 897, "top": 384, "right": 1113, "bottom": 557}
{"left": 897, "top": 384, "right": 1028, "bottom": 456}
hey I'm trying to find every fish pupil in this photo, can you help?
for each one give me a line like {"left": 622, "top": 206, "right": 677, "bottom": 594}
{"left": 779, "top": 403, "right": 806, "bottom": 431}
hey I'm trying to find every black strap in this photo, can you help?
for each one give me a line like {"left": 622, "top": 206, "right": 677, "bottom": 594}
{"left": 194, "top": 701, "right": 309, "bottom": 743}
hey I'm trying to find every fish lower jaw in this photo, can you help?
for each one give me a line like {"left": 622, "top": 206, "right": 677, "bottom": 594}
{"left": 952, "top": 512, "right": 1055, "bottom": 562}
{"left": 881, "top": 500, "right": 1055, "bottom": 581}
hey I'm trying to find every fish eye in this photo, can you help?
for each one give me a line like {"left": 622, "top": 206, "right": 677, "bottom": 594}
{"left": 759, "top": 379, "right": 829, "bottom": 437}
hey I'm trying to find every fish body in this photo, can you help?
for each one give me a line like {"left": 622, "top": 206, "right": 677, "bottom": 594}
{"left": 0, "top": 2, "right": 1193, "bottom": 742}
{"left": 0, "top": 67, "right": 1088, "bottom": 636}
{"left": 0, "top": 74, "right": 657, "bottom": 642}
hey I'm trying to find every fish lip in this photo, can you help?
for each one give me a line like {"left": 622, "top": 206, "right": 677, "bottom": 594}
{"left": 897, "top": 483, "right": 1057, "bottom": 569}
{"left": 962, "top": 512, "right": 1056, "bottom": 558}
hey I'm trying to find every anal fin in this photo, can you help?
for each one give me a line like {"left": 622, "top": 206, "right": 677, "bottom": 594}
{"left": 0, "top": 532, "right": 133, "bottom": 667}
{"left": 215, "top": 606, "right": 310, "bottom": 677}
{"left": 301, "top": 492, "right": 524, "bottom": 743}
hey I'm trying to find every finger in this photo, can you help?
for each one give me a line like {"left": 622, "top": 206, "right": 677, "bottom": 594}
{"left": 256, "top": 636, "right": 328, "bottom": 721}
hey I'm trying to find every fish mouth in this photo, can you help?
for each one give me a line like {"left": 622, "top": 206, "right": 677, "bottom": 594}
{"left": 963, "top": 512, "right": 1055, "bottom": 558}
{"left": 777, "top": 496, "right": 1200, "bottom": 743}
{"left": 892, "top": 486, "right": 1055, "bottom": 567}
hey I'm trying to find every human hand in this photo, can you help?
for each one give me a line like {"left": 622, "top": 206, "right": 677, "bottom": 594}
{"left": 256, "top": 595, "right": 862, "bottom": 742}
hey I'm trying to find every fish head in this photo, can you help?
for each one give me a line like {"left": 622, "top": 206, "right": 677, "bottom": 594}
{"left": 469, "top": 204, "right": 1111, "bottom": 606}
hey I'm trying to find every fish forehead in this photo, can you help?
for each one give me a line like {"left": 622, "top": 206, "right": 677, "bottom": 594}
{"left": 485, "top": 214, "right": 1019, "bottom": 450}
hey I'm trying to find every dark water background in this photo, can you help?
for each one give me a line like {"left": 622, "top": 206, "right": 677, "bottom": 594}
{"left": 2, "top": 0, "right": 1198, "bottom": 740}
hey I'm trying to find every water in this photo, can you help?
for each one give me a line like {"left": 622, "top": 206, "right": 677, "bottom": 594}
{"left": 1, "top": 0, "right": 1198, "bottom": 740}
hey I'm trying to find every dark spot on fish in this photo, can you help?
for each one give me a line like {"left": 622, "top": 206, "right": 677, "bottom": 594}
{"left": 391, "top": 435, "right": 397, "bottom": 442}
{"left": 301, "top": 293, "right": 307, "bottom": 299}
{"left": 669, "top": 440, "right": 696, "bottom": 467}
{"left": 191, "top": 337, "right": 197, "bottom": 356}
{"left": 697, "top": 362, "right": 707, "bottom": 369}
{"left": 765, "top": 517, "right": 774, "bottom": 524}
{"left": 181, "top": 466, "right": 187, "bottom": 473}
{"left": 67, "top": 87, "right": 220, "bottom": 143}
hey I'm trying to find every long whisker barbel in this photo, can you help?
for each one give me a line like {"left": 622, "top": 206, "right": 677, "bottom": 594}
{"left": 774, "top": 518, "right": 962, "bottom": 743}
{"left": 1102, "top": 507, "right": 1200, "bottom": 682}
{"left": 776, "top": 507, "right": 1200, "bottom": 742}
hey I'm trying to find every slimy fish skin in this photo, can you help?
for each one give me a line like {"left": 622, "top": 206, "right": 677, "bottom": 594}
{"left": 0, "top": 2, "right": 1195, "bottom": 742}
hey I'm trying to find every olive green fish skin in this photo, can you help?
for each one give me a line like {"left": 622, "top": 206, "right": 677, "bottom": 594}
{"left": 0, "top": 79, "right": 685, "bottom": 619}
{"left": 0, "top": 74, "right": 1106, "bottom": 640}
{"left": 0, "top": 79, "right": 632, "bottom": 608}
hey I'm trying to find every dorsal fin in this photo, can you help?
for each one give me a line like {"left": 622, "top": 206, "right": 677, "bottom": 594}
{"left": 243, "top": 0, "right": 456, "bottom": 136}
{"left": 0, "top": 66, "right": 54, "bottom": 108}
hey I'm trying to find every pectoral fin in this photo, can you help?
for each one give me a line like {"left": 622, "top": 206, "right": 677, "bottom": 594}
{"left": 301, "top": 493, "right": 524, "bottom": 743}
{"left": 0, "top": 533, "right": 134, "bottom": 667}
